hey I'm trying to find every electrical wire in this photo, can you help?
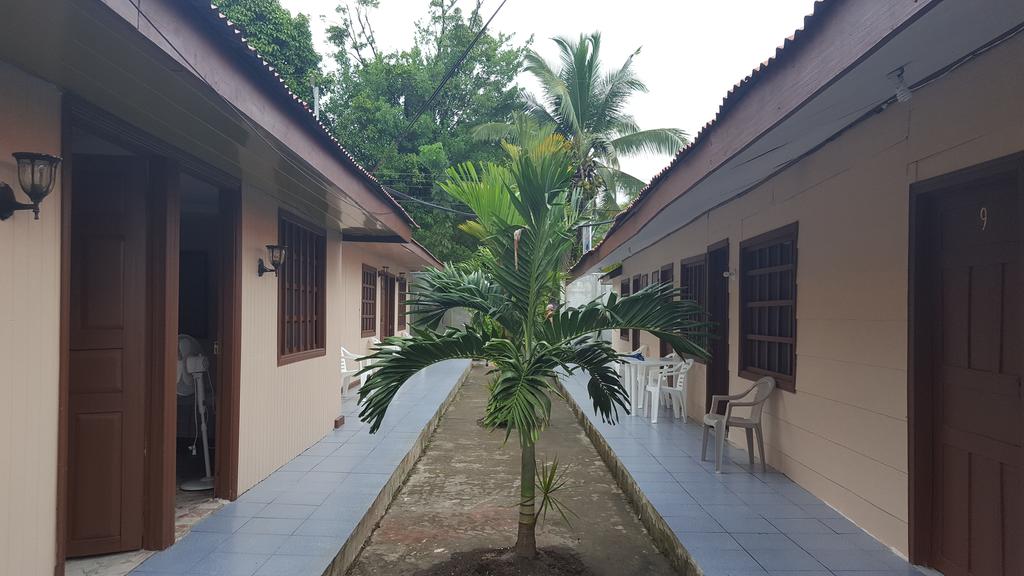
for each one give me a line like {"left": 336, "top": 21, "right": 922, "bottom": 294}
{"left": 383, "top": 187, "right": 475, "bottom": 216}
{"left": 123, "top": 0, "right": 410, "bottom": 229}
{"left": 371, "top": 0, "right": 511, "bottom": 173}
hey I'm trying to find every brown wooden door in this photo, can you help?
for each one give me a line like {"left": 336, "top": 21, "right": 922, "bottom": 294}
{"left": 67, "top": 156, "right": 148, "bottom": 557}
{"left": 706, "top": 244, "right": 730, "bottom": 414}
{"left": 926, "top": 175, "right": 1023, "bottom": 575}
{"left": 380, "top": 273, "right": 396, "bottom": 338}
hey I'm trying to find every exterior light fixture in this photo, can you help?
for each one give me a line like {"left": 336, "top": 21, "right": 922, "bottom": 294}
{"left": 0, "top": 152, "right": 62, "bottom": 221}
{"left": 379, "top": 265, "right": 390, "bottom": 277}
{"left": 258, "top": 244, "right": 286, "bottom": 277}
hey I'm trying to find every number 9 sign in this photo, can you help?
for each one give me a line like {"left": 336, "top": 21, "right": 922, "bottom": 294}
{"left": 980, "top": 206, "right": 988, "bottom": 231}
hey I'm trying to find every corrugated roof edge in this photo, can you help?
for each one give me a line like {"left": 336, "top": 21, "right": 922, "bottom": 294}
{"left": 571, "top": 0, "right": 832, "bottom": 272}
{"left": 410, "top": 237, "right": 445, "bottom": 269}
{"left": 192, "top": 1, "right": 416, "bottom": 228}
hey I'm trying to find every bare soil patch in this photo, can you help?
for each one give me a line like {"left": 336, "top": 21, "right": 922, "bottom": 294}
{"left": 346, "top": 365, "right": 679, "bottom": 576}
{"left": 411, "top": 547, "right": 591, "bottom": 576}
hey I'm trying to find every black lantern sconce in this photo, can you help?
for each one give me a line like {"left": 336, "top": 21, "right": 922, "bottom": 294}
{"left": 258, "top": 244, "right": 287, "bottom": 277}
{"left": 0, "top": 152, "right": 62, "bottom": 221}
{"left": 378, "top": 265, "right": 390, "bottom": 278}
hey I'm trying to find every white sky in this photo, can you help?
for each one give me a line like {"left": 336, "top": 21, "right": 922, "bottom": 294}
{"left": 280, "top": 0, "right": 818, "bottom": 181}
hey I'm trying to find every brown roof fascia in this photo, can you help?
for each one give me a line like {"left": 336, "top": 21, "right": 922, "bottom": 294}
{"left": 408, "top": 238, "right": 444, "bottom": 269}
{"left": 571, "top": 0, "right": 939, "bottom": 276}
{"left": 167, "top": 1, "right": 416, "bottom": 234}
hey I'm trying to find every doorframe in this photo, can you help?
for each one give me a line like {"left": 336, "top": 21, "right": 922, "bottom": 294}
{"left": 906, "top": 151, "right": 1024, "bottom": 565}
{"left": 705, "top": 239, "right": 730, "bottom": 413}
{"left": 379, "top": 270, "right": 397, "bottom": 338}
{"left": 56, "top": 96, "right": 243, "bottom": 571}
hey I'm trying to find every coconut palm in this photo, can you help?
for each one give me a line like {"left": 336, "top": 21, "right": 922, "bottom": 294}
{"left": 357, "top": 129, "right": 709, "bottom": 560}
{"left": 475, "top": 32, "right": 688, "bottom": 210}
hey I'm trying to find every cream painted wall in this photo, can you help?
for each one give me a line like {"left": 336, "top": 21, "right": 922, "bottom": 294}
{"left": 338, "top": 242, "right": 415, "bottom": 357}
{"left": 235, "top": 188, "right": 346, "bottom": 492}
{"left": 611, "top": 34, "right": 1024, "bottom": 556}
{"left": 0, "top": 63, "right": 62, "bottom": 576}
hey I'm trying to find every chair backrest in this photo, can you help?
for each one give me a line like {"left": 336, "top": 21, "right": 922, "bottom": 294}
{"left": 676, "top": 358, "right": 694, "bottom": 378}
{"left": 630, "top": 345, "right": 648, "bottom": 357}
{"left": 664, "top": 358, "right": 694, "bottom": 388}
{"left": 340, "top": 346, "right": 361, "bottom": 373}
{"left": 747, "top": 377, "right": 776, "bottom": 422}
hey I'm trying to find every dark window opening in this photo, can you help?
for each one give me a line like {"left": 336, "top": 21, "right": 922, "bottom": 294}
{"left": 278, "top": 212, "right": 327, "bottom": 364}
{"left": 739, "top": 223, "right": 798, "bottom": 391}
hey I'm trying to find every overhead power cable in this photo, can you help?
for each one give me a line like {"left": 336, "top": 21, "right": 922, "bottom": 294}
{"left": 371, "top": 0, "right": 511, "bottom": 173}
{"left": 383, "top": 187, "right": 475, "bottom": 217}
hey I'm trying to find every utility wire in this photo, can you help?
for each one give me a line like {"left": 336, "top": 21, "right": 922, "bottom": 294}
{"left": 124, "top": 0, "right": 406, "bottom": 227}
{"left": 383, "top": 186, "right": 475, "bottom": 216}
{"left": 370, "top": 0, "right": 511, "bottom": 173}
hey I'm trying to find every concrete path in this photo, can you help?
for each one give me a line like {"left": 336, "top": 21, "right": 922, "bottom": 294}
{"left": 131, "top": 359, "right": 471, "bottom": 576}
{"left": 559, "top": 370, "right": 924, "bottom": 576}
{"left": 346, "top": 364, "right": 678, "bottom": 576}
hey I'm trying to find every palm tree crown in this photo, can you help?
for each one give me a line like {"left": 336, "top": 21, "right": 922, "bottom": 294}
{"left": 476, "top": 32, "right": 688, "bottom": 209}
{"left": 357, "top": 127, "right": 709, "bottom": 559}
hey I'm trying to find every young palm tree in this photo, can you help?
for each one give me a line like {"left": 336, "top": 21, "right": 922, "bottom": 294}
{"left": 475, "top": 32, "right": 688, "bottom": 209}
{"left": 357, "top": 129, "right": 708, "bottom": 560}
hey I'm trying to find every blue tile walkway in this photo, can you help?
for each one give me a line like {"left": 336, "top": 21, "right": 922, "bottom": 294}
{"left": 559, "top": 370, "right": 925, "bottom": 576}
{"left": 132, "top": 359, "right": 471, "bottom": 576}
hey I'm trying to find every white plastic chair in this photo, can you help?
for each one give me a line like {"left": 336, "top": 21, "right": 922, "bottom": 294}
{"left": 701, "top": 377, "right": 776, "bottom": 473}
{"left": 340, "top": 347, "right": 363, "bottom": 398}
{"left": 644, "top": 358, "right": 694, "bottom": 423}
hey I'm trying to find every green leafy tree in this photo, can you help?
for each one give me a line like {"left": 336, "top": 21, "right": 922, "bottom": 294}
{"left": 325, "top": 0, "right": 530, "bottom": 263}
{"left": 215, "top": 0, "right": 327, "bottom": 103}
{"left": 476, "top": 32, "right": 688, "bottom": 232}
{"left": 357, "top": 129, "right": 709, "bottom": 559}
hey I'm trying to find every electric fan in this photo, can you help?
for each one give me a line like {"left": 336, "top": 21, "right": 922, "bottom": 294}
{"left": 177, "top": 334, "right": 214, "bottom": 491}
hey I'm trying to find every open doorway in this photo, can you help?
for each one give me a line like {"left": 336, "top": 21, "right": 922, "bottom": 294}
{"left": 60, "top": 108, "right": 242, "bottom": 573}
{"left": 174, "top": 174, "right": 225, "bottom": 534}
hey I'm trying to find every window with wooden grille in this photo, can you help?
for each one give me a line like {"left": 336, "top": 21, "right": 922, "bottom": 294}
{"left": 278, "top": 212, "right": 327, "bottom": 364}
{"left": 619, "top": 278, "right": 631, "bottom": 340}
{"left": 680, "top": 255, "right": 708, "bottom": 357}
{"left": 361, "top": 265, "right": 377, "bottom": 336}
{"left": 397, "top": 277, "right": 408, "bottom": 330}
{"left": 740, "top": 223, "right": 798, "bottom": 391}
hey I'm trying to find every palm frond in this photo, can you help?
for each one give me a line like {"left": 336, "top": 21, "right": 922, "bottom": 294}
{"left": 358, "top": 328, "right": 492, "bottom": 433}
{"left": 610, "top": 128, "right": 688, "bottom": 157}
{"left": 540, "top": 281, "right": 713, "bottom": 360}
{"left": 407, "top": 266, "right": 511, "bottom": 332}
{"left": 471, "top": 121, "right": 515, "bottom": 143}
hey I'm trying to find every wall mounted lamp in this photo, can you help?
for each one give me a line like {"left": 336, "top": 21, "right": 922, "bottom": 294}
{"left": 378, "top": 265, "right": 390, "bottom": 278}
{"left": 0, "top": 152, "right": 62, "bottom": 221}
{"left": 258, "top": 244, "right": 286, "bottom": 277}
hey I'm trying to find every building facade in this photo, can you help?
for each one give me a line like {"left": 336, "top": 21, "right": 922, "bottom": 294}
{"left": 0, "top": 1, "right": 439, "bottom": 574}
{"left": 572, "top": 1, "right": 1024, "bottom": 573}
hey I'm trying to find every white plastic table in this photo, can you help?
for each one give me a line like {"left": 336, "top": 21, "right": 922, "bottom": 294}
{"left": 622, "top": 357, "right": 679, "bottom": 415}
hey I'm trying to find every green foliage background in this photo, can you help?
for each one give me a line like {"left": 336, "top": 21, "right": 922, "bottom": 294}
{"left": 219, "top": 0, "right": 530, "bottom": 263}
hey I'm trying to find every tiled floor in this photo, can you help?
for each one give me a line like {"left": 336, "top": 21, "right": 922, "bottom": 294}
{"left": 66, "top": 492, "right": 224, "bottom": 576}
{"left": 130, "top": 359, "right": 471, "bottom": 576}
{"left": 560, "top": 371, "right": 925, "bottom": 576}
